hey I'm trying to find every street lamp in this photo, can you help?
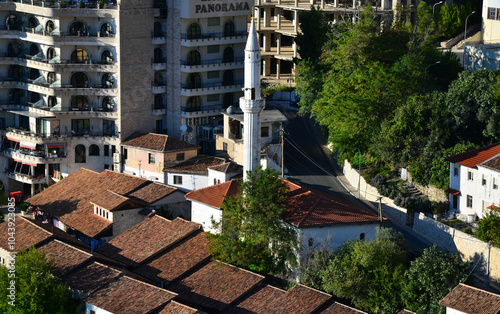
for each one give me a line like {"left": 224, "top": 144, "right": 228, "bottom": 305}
{"left": 424, "top": 61, "right": 441, "bottom": 90}
{"left": 433, "top": 1, "right": 443, "bottom": 15}
{"left": 353, "top": 147, "right": 361, "bottom": 198}
{"left": 464, "top": 11, "right": 476, "bottom": 67}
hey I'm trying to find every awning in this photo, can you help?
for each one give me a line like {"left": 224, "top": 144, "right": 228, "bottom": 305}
{"left": 20, "top": 141, "right": 37, "bottom": 150}
{"left": 6, "top": 137, "right": 20, "bottom": 142}
{"left": 46, "top": 144, "right": 67, "bottom": 149}
{"left": 445, "top": 188, "right": 461, "bottom": 195}
{"left": 487, "top": 205, "right": 500, "bottom": 212}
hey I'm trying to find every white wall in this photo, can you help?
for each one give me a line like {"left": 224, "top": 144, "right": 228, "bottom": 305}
{"left": 190, "top": 201, "right": 222, "bottom": 233}
{"left": 123, "top": 165, "right": 164, "bottom": 183}
{"left": 85, "top": 303, "right": 112, "bottom": 314}
{"left": 208, "top": 168, "right": 227, "bottom": 186}
{"left": 166, "top": 172, "right": 208, "bottom": 191}
{"left": 446, "top": 309, "right": 467, "bottom": 314}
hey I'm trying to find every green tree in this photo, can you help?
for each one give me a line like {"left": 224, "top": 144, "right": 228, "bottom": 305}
{"left": 402, "top": 245, "right": 471, "bottom": 314}
{"left": 476, "top": 211, "right": 500, "bottom": 247}
{"left": 294, "top": 5, "right": 331, "bottom": 62}
{"left": 207, "top": 167, "right": 299, "bottom": 275}
{"left": 299, "top": 248, "right": 334, "bottom": 290}
{"left": 0, "top": 247, "right": 78, "bottom": 313}
{"left": 321, "top": 235, "right": 406, "bottom": 313}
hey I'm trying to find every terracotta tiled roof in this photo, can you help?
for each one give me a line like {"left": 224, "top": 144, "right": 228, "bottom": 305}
{"left": 208, "top": 162, "right": 242, "bottom": 174}
{"left": 444, "top": 142, "right": 500, "bottom": 168}
{"left": 158, "top": 301, "right": 205, "bottom": 314}
{"left": 38, "top": 239, "right": 92, "bottom": 277}
{"left": 186, "top": 179, "right": 380, "bottom": 228}
{"left": 169, "top": 261, "right": 265, "bottom": 312}
{"left": 321, "top": 302, "right": 369, "bottom": 313}
{"left": 64, "top": 261, "right": 121, "bottom": 294}
{"left": 439, "top": 283, "right": 500, "bottom": 314}
{"left": 26, "top": 168, "right": 179, "bottom": 238}
{"left": 397, "top": 310, "right": 416, "bottom": 314}
{"left": 84, "top": 275, "right": 176, "bottom": 314}
{"left": 90, "top": 190, "right": 139, "bottom": 211}
{"left": 270, "top": 285, "right": 331, "bottom": 313}
{"left": 165, "top": 155, "right": 227, "bottom": 175}
{"left": 121, "top": 132, "right": 199, "bottom": 152}
{"left": 226, "top": 285, "right": 286, "bottom": 313}
{"left": 134, "top": 232, "right": 210, "bottom": 283}
{"left": 185, "top": 180, "right": 241, "bottom": 208}
{"left": 96, "top": 216, "right": 200, "bottom": 267}
{"left": 0, "top": 215, "right": 52, "bottom": 251}
{"left": 481, "top": 155, "right": 500, "bottom": 172}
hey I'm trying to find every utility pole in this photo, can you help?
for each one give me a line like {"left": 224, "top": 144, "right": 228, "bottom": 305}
{"left": 281, "top": 127, "right": 284, "bottom": 178}
{"left": 377, "top": 196, "right": 383, "bottom": 222}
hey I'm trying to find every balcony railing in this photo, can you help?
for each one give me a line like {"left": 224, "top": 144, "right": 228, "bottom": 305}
{"left": 0, "top": 53, "right": 115, "bottom": 66}
{"left": 181, "top": 31, "right": 247, "bottom": 40}
{"left": 6, "top": 127, "right": 116, "bottom": 139}
{"left": 181, "top": 104, "right": 223, "bottom": 113}
{"left": 5, "top": 0, "right": 118, "bottom": 10}
{"left": 181, "top": 80, "right": 243, "bottom": 89}
{"left": 180, "top": 57, "right": 244, "bottom": 66}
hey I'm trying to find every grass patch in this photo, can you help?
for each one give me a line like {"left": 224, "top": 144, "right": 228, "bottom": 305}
{"left": 262, "top": 84, "right": 294, "bottom": 98}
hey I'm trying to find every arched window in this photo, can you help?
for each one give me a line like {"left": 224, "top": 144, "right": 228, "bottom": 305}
{"left": 47, "top": 47, "right": 55, "bottom": 60}
{"left": 29, "top": 68, "right": 40, "bottom": 80}
{"left": 154, "top": 72, "right": 164, "bottom": 86}
{"left": 187, "top": 50, "right": 201, "bottom": 65}
{"left": 154, "top": 48, "right": 163, "bottom": 63}
{"left": 187, "top": 23, "right": 201, "bottom": 39}
{"left": 222, "top": 70, "right": 234, "bottom": 86}
{"left": 8, "top": 65, "right": 22, "bottom": 80}
{"left": 70, "top": 72, "right": 89, "bottom": 88}
{"left": 223, "top": 20, "right": 235, "bottom": 37}
{"left": 46, "top": 20, "right": 55, "bottom": 33}
{"left": 154, "top": 22, "right": 162, "bottom": 37}
{"left": 71, "top": 49, "right": 89, "bottom": 64}
{"left": 187, "top": 97, "right": 201, "bottom": 111}
{"left": 47, "top": 72, "right": 56, "bottom": 84}
{"left": 100, "top": 23, "right": 113, "bottom": 37}
{"left": 186, "top": 73, "right": 201, "bottom": 89}
{"left": 7, "top": 41, "right": 22, "bottom": 57}
{"left": 154, "top": 95, "right": 163, "bottom": 109}
{"left": 8, "top": 89, "right": 23, "bottom": 104}
{"left": 48, "top": 96, "right": 57, "bottom": 108}
{"left": 223, "top": 47, "right": 234, "bottom": 63}
{"left": 28, "top": 17, "right": 39, "bottom": 29}
{"left": 101, "top": 50, "right": 114, "bottom": 64}
{"left": 69, "top": 21, "right": 89, "bottom": 36}
{"left": 75, "top": 144, "right": 86, "bottom": 163}
{"left": 6, "top": 14, "right": 21, "bottom": 31}
{"left": 102, "top": 97, "right": 114, "bottom": 111}
{"left": 223, "top": 93, "right": 233, "bottom": 109}
{"left": 29, "top": 44, "right": 40, "bottom": 57}
{"left": 71, "top": 96, "right": 89, "bottom": 111}
{"left": 89, "top": 144, "right": 100, "bottom": 156}
{"left": 101, "top": 73, "right": 114, "bottom": 88}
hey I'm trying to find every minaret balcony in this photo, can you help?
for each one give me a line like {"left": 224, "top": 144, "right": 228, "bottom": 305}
{"left": 181, "top": 31, "right": 247, "bottom": 47}
{"left": 180, "top": 57, "right": 244, "bottom": 73}
{"left": 181, "top": 80, "right": 243, "bottom": 97}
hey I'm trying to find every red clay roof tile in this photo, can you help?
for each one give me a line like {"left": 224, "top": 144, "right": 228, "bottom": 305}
{"left": 0, "top": 215, "right": 52, "bottom": 251}
{"left": 165, "top": 155, "right": 227, "bottom": 174}
{"left": 439, "top": 283, "right": 500, "bottom": 314}
{"left": 444, "top": 142, "right": 500, "bottom": 168}
{"left": 64, "top": 261, "right": 121, "bottom": 294}
{"left": 38, "top": 239, "right": 92, "bottom": 277}
{"left": 158, "top": 301, "right": 205, "bottom": 314}
{"left": 226, "top": 285, "right": 286, "bottom": 313}
{"left": 121, "top": 132, "right": 199, "bottom": 152}
{"left": 321, "top": 302, "right": 369, "bottom": 313}
{"left": 270, "top": 284, "right": 331, "bottom": 313}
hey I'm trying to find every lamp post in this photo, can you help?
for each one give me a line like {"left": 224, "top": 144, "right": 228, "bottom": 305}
{"left": 353, "top": 147, "right": 361, "bottom": 198}
{"left": 424, "top": 61, "right": 441, "bottom": 90}
{"left": 464, "top": 11, "right": 476, "bottom": 67}
{"left": 433, "top": 1, "right": 443, "bottom": 15}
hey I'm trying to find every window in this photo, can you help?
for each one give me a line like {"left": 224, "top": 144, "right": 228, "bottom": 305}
{"left": 75, "top": 144, "right": 86, "bottom": 163}
{"left": 70, "top": 72, "right": 89, "bottom": 88}
{"left": 223, "top": 20, "right": 235, "bottom": 37}
{"left": 223, "top": 142, "right": 228, "bottom": 152}
{"left": 174, "top": 175, "right": 182, "bottom": 185}
{"left": 222, "top": 70, "right": 234, "bottom": 86}
{"left": 7, "top": 41, "right": 22, "bottom": 57}
{"left": 308, "top": 238, "right": 314, "bottom": 247}
{"left": 454, "top": 165, "right": 459, "bottom": 176}
{"left": 494, "top": 177, "right": 498, "bottom": 189}
{"left": 187, "top": 23, "right": 201, "bottom": 39}
{"left": 186, "top": 97, "right": 201, "bottom": 111}
{"left": 261, "top": 126, "right": 269, "bottom": 137}
{"left": 154, "top": 22, "right": 163, "bottom": 37}
{"left": 187, "top": 50, "right": 201, "bottom": 65}
{"left": 207, "top": 17, "right": 220, "bottom": 26}
{"left": 104, "top": 144, "right": 110, "bottom": 156}
{"left": 101, "top": 73, "right": 114, "bottom": 88}
{"left": 223, "top": 47, "right": 234, "bottom": 63}
{"left": 71, "top": 49, "right": 89, "bottom": 64}
{"left": 176, "top": 153, "right": 185, "bottom": 161}
{"left": 468, "top": 171, "right": 474, "bottom": 181}
{"left": 149, "top": 153, "right": 155, "bottom": 164}
{"left": 123, "top": 148, "right": 128, "bottom": 160}
{"left": 103, "top": 120, "right": 115, "bottom": 136}
{"left": 89, "top": 144, "right": 100, "bottom": 156}
{"left": 489, "top": 7, "right": 496, "bottom": 20}
{"left": 71, "top": 95, "right": 89, "bottom": 111}
{"left": 156, "top": 120, "right": 164, "bottom": 134}
{"left": 214, "top": 178, "right": 217, "bottom": 185}
{"left": 483, "top": 175, "right": 487, "bottom": 186}
{"left": 104, "top": 164, "right": 109, "bottom": 170}
{"left": 453, "top": 194, "right": 458, "bottom": 209}
{"left": 467, "top": 195, "right": 473, "bottom": 208}
{"left": 69, "top": 21, "right": 89, "bottom": 36}
{"left": 186, "top": 73, "right": 201, "bottom": 88}
{"left": 207, "top": 45, "right": 219, "bottom": 54}
{"left": 207, "top": 71, "right": 219, "bottom": 79}
{"left": 111, "top": 145, "right": 116, "bottom": 155}
{"left": 71, "top": 119, "right": 90, "bottom": 135}
{"left": 101, "top": 50, "right": 114, "bottom": 64}
{"left": 154, "top": 48, "right": 163, "bottom": 63}
{"left": 100, "top": 23, "right": 113, "bottom": 37}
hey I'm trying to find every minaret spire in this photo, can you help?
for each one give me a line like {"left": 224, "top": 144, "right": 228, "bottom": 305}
{"left": 240, "top": 18, "right": 265, "bottom": 181}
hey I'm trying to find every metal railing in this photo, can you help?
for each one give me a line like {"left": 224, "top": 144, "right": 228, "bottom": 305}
{"left": 4, "top": 0, "right": 118, "bottom": 10}
{"left": 181, "top": 80, "right": 243, "bottom": 89}
{"left": 180, "top": 57, "right": 244, "bottom": 66}
{"left": 181, "top": 104, "right": 223, "bottom": 113}
{"left": 181, "top": 31, "right": 246, "bottom": 40}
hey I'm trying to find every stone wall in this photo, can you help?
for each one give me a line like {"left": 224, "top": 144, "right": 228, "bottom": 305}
{"left": 412, "top": 181, "right": 448, "bottom": 203}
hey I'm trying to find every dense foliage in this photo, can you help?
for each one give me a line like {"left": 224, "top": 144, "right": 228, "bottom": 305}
{"left": 206, "top": 167, "right": 298, "bottom": 275}
{"left": 300, "top": 228, "right": 471, "bottom": 313}
{"left": 295, "top": 3, "right": 500, "bottom": 189}
{"left": 476, "top": 211, "right": 500, "bottom": 247}
{"left": 0, "top": 247, "right": 78, "bottom": 313}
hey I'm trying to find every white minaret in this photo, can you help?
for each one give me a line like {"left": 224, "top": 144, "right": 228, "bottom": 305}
{"left": 240, "top": 18, "right": 265, "bottom": 181}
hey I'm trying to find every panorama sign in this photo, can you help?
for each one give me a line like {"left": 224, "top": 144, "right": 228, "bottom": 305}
{"left": 181, "top": 0, "right": 253, "bottom": 18}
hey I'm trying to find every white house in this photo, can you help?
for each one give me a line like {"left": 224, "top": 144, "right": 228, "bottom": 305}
{"left": 444, "top": 142, "right": 500, "bottom": 221}
{"left": 185, "top": 178, "right": 382, "bottom": 252}
{"left": 439, "top": 283, "right": 500, "bottom": 314}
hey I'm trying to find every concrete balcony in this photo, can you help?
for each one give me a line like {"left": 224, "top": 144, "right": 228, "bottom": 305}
{"left": 9, "top": 150, "right": 66, "bottom": 165}
{"left": 6, "top": 172, "right": 47, "bottom": 185}
{"left": 180, "top": 104, "right": 224, "bottom": 118}
{"left": 0, "top": 54, "right": 117, "bottom": 72}
{"left": 152, "top": 35, "right": 167, "bottom": 45}
{"left": 152, "top": 103, "right": 167, "bottom": 115}
{"left": 180, "top": 57, "right": 244, "bottom": 73}
{"left": 181, "top": 31, "right": 247, "bottom": 47}
{"left": 152, "top": 82, "right": 167, "bottom": 94}
{"left": 0, "top": 0, "right": 119, "bottom": 18}
{"left": 152, "top": 61, "right": 167, "bottom": 71}
{"left": 0, "top": 27, "right": 118, "bottom": 46}
{"left": 180, "top": 80, "right": 243, "bottom": 97}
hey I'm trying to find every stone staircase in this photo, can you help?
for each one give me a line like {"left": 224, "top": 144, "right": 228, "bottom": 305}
{"left": 403, "top": 182, "right": 423, "bottom": 198}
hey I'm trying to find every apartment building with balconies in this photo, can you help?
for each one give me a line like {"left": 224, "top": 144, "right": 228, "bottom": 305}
{"left": 0, "top": 0, "right": 168, "bottom": 195}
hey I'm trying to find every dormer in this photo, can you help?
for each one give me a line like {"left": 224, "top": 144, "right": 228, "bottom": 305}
{"left": 90, "top": 190, "right": 143, "bottom": 222}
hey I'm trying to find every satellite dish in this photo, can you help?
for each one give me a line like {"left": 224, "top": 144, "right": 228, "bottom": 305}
{"left": 180, "top": 125, "right": 187, "bottom": 133}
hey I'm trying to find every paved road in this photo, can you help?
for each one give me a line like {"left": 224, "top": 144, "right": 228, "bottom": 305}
{"left": 283, "top": 113, "right": 433, "bottom": 252}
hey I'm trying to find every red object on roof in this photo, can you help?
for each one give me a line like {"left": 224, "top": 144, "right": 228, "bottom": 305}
{"left": 444, "top": 142, "right": 500, "bottom": 168}
{"left": 445, "top": 188, "right": 460, "bottom": 195}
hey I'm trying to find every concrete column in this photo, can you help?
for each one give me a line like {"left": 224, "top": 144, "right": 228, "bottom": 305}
{"left": 294, "top": 11, "right": 299, "bottom": 33}
{"left": 295, "top": 0, "right": 299, "bottom": 7}
{"left": 45, "top": 164, "right": 49, "bottom": 185}
{"left": 263, "top": 33, "right": 271, "bottom": 52}
{"left": 334, "top": 0, "right": 338, "bottom": 7}
{"left": 277, "top": 33, "right": 281, "bottom": 54}
{"left": 278, "top": 0, "right": 281, "bottom": 4}
{"left": 310, "top": 0, "right": 315, "bottom": 4}
{"left": 276, "top": 59, "right": 281, "bottom": 79}
{"left": 256, "top": 7, "right": 261, "bottom": 31}
{"left": 353, "top": 0, "right": 356, "bottom": 9}
{"left": 321, "top": 0, "right": 325, "bottom": 9}
{"left": 293, "top": 41, "right": 297, "bottom": 58}
{"left": 264, "top": 8, "right": 271, "bottom": 28}
{"left": 277, "top": 8, "right": 281, "bottom": 30}
{"left": 381, "top": 0, "right": 390, "bottom": 10}
{"left": 264, "top": 58, "right": 272, "bottom": 76}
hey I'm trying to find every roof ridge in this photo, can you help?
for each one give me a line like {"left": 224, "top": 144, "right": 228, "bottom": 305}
{"left": 296, "top": 194, "right": 321, "bottom": 228}
{"left": 121, "top": 273, "right": 178, "bottom": 294}
{"left": 185, "top": 180, "right": 234, "bottom": 199}
{"left": 21, "top": 215, "right": 53, "bottom": 236}
{"left": 479, "top": 152, "right": 500, "bottom": 167}
{"left": 48, "top": 239, "right": 93, "bottom": 256}
{"left": 457, "top": 283, "right": 500, "bottom": 298}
